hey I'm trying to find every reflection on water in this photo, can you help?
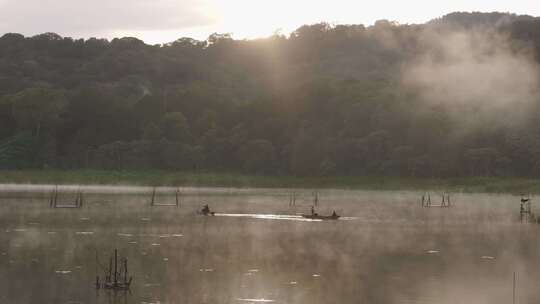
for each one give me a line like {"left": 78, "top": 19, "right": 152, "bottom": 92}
{"left": 0, "top": 186, "right": 538, "bottom": 303}
{"left": 55, "top": 270, "right": 72, "bottom": 274}
{"left": 236, "top": 298, "right": 275, "bottom": 302}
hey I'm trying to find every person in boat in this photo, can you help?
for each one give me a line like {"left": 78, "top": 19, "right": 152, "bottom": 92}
{"left": 332, "top": 210, "right": 337, "bottom": 217}
{"left": 310, "top": 206, "right": 319, "bottom": 216}
{"left": 202, "top": 204, "right": 210, "bottom": 215}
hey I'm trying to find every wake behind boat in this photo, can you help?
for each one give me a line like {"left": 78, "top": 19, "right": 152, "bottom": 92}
{"left": 196, "top": 204, "right": 344, "bottom": 221}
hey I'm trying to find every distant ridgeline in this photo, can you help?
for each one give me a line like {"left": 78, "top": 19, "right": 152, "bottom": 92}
{"left": 1, "top": 12, "right": 540, "bottom": 177}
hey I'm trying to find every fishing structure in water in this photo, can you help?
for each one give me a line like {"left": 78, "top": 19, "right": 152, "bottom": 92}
{"left": 49, "top": 186, "right": 83, "bottom": 208}
{"left": 421, "top": 192, "right": 451, "bottom": 208}
{"left": 149, "top": 187, "right": 180, "bottom": 207}
{"left": 519, "top": 194, "right": 536, "bottom": 223}
{"left": 95, "top": 249, "right": 132, "bottom": 291}
{"left": 288, "top": 191, "right": 319, "bottom": 207}
{"left": 288, "top": 192, "right": 297, "bottom": 207}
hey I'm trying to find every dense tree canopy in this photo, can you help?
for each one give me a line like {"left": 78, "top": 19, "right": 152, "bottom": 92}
{"left": 1, "top": 12, "right": 540, "bottom": 177}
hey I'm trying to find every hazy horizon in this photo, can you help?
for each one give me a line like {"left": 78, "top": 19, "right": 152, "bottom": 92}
{"left": 1, "top": 0, "right": 539, "bottom": 44}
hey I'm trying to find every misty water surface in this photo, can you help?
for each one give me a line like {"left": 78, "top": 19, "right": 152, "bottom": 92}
{"left": 0, "top": 185, "right": 538, "bottom": 304}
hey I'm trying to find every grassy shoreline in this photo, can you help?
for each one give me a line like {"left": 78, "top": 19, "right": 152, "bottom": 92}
{"left": 0, "top": 170, "right": 540, "bottom": 194}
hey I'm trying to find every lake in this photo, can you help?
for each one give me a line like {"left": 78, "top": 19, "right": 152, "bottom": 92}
{"left": 0, "top": 185, "right": 537, "bottom": 304}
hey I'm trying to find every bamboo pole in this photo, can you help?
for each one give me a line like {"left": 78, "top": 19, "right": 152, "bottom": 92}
{"left": 124, "top": 258, "right": 128, "bottom": 284}
{"left": 108, "top": 256, "right": 112, "bottom": 281}
{"left": 49, "top": 189, "right": 54, "bottom": 208}
{"left": 513, "top": 272, "right": 516, "bottom": 304}
{"left": 114, "top": 249, "right": 118, "bottom": 286}
{"left": 54, "top": 185, "right": 58, "bottom": 208}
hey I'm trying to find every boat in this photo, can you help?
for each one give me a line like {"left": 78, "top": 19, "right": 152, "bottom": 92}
{"left": 301, "top": 213, "right": 340, "bottom": 220}
{"left": 302, "top": 205, "right": 340, "bottom": 220}
{"left": 199, "top": 210, "right": 215, "bottom": 216}
{"left": 199, "top": 204, "right": 215, "bottom": 216}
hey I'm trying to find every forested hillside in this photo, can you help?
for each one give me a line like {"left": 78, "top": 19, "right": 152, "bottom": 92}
{"left": 2, "top": 12, "right": 540, "bottom": 177}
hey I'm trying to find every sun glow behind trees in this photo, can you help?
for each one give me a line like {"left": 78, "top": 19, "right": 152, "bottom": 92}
{"left": 1, "top": 0, "right": 540, "bottom": 43}
{"left": 116, "top": 0, "right": 540, "bottom": 43}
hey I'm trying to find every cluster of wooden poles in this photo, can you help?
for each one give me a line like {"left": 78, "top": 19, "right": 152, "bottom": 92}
{"left": 49, "top": 186, "right": 84, "bottom": 208}
{"left": 150, "top": 187, "right": 181, "bottom": 207}
{"left": 96, "top": 249, "right": 132, "bottom": 291}
{"left": 289, "top": 191, "right": 319, "bottom": 207}
{"left": 421, "top": 193, "right": 451, "bottom": 208}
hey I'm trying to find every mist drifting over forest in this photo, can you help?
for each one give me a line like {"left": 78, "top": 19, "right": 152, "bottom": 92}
{"left": 1, "top": 12, "right": 540, "bottom": 178}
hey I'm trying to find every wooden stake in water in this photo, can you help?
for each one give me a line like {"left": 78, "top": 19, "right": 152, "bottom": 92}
{"left": 513, "top": 272, "right": 516, "bottom": 304}
{"left": 114, "top": 249, "right": 118, "bottom": 286}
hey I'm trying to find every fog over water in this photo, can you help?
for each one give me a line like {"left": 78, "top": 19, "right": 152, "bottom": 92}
{"left": 0, "top": 186, "right": 538, "bottom": 303}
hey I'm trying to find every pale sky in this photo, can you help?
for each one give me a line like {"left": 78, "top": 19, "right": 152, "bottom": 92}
{"left": 0, "top": 0, "right": 538, "bottom": 44}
